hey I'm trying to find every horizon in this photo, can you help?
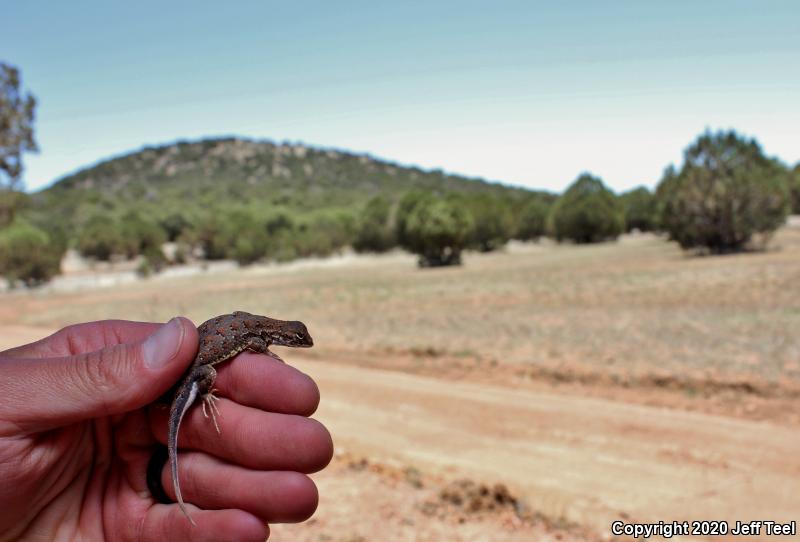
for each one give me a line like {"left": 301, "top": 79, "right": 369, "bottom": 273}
{"left": 4, "top": 1, "right": 800, "bottom": 193}
{"left": 24, "top": 130, "right": 792, "bottom": 197}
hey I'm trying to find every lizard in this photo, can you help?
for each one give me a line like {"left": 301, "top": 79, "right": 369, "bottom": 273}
{"left": 166, "top": 311, "right": 314, "bottom": 525}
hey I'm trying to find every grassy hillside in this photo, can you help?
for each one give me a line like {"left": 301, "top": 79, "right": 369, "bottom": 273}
{"left": 29, "top": 137, "right": 541, "bottom": 226}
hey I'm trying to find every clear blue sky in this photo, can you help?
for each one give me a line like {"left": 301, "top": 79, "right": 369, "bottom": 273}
{"left": 3, "top": 1, "right": 799, "bottom": 193}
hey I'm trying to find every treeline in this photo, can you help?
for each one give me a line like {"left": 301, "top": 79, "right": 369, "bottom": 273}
{"left": 1, "top": 129, "right": 799, "bottom": 286}
{"left": 1, "top": 189, "right": 553, "bottom": 282}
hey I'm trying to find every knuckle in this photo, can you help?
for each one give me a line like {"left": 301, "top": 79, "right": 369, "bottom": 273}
{"left": 55, "top": 324, "right": 91, "bottom": 355}
{"left": 74, "top": 345, "right": 135, "bottom": 406}
{"left": 85, "top": 349, "right": 119, "bottom": 389}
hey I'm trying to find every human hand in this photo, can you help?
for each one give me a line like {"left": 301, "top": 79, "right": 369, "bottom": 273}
{"left": 0, "top": 318, "right": 331, "bottom": 541}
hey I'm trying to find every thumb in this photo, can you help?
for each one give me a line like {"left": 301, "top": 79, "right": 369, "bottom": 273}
{"left": 0, "top": 317, "right": 198, "bottom": 434}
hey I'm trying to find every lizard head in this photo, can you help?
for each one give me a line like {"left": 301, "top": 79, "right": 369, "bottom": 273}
{"left": 269, "top": 319, "right": 314, "bottom": 348}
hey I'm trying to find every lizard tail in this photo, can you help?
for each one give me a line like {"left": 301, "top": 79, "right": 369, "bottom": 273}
{"left": 168, "top": 381, "right": 199, "bottom": 526}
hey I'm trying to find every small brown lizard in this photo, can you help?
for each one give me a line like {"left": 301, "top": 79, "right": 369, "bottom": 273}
{"left": 167, "top": 311, "right": 314, "bottom": 525}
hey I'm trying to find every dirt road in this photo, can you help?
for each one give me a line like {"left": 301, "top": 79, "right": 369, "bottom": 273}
{"left": 3, "top": 327, "right": 798, "bottom": 539}
{"left": 293, "top": 358, "right": 800, "bottom": 538}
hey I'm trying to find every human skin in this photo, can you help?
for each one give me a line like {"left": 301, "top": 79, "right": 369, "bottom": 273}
{"left": 0, "top": 317, "right": 332, "bottom": 541}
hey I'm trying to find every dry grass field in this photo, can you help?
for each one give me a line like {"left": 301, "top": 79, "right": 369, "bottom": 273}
{"left": 1, "top": 227, "right": 799, "bottom": 540}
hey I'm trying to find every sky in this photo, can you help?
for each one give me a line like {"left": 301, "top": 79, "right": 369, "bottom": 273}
{"left": 3, "top": 1, "right": 799, "bottom": 193}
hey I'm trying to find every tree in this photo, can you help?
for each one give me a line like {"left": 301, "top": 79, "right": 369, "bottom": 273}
{"left": 353, "top": 196, "right": 396, "bottom": 253}
{"left": 0, "top": 219, "right": 63, "bottom": 286}
{"left": 293, "top": 211, "right": 354, "bottom": 258}
{"left": 192, "top": 213, "right": 229, "bottom": 260}
{"left": 261, "top": 211, "right": 298, "bottom": 261}
{"left": 160, "top": 212, "right": 192, "bottom": 242}
{"left": 192, "top": 209, "right": 269, "bottom": 264}
{"left": 0, "top": 63, "right": 37, "bottom": 226}
{"left": 514, "top": 197, "right": 551, "bottom": 241}
{"left": 656, "top": 130, "right": 789, "bottom": 253}
{"left": 548, "top": 173, "right": 624, "bottom": 243}
{"left": 462, "top": 193, "right": 514, "bottom": 252}
{"left": 790, "top": 164, "right": 800, "bottom": 214}
{"left": 395, "top": 190, "right": 431, "bottom": 249}
{"left": 400, "top": 193, "right": 473, "bottom": 267}
{"left": 619, "top": 186, "right": 657, "bottom": 232}
{"left": 76, "top": 214, "right": 125, "bottom": 261}
{"left": 118, "top": 211, "right": 167, "bottom": 259}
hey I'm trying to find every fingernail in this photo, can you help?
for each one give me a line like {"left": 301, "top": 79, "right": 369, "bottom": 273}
{"left": 143, "top": 318, "right": 183, "bottom": 369}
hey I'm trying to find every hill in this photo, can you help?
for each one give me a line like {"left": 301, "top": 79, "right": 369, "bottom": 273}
{"left": 28, "top": 137, "right": 543, "bottom": 226}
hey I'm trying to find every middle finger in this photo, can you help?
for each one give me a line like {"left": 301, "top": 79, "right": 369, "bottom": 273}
{"left": 150, "top": 398, "right": 332, "bottom": 473}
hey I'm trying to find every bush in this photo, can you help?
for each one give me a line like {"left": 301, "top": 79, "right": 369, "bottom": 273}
{"left": 192, "top": 210, "right": 270, "bottom": 264}
{"left": 396, "top": 191, "right": 431, "bottom": 249}
{"left": 515, "top": 198, "right": 550, "bottom": 241}
{"left": 462, "top": 194, "right": 513, "bottom": 252}
{"left": 227, "top": 211, "right": 270, "bottom": 265}
{"left": 548, "top": 173, "right": 624, "bottom": 243}
{"left": 118, "top": 211, "right": 167, "bottom": 259}
{"left": 620, "top": 186, "right": 657, "bottom": 232}
{"left": 160, "top": 213, "right": 192, "bottom": 242}
{"left": 353, "top": 196, "right": 396, "bottom": 253}
{"left": 400, "top": 193, "right": 474, "bottom": 267}
{"left": 0, "top": 190, "right": 29, "bottom": 228}
{"left": 191, "top": 213, "right": 229, "bottom": 260}
{"left": 184, "top": 208, "right": 356, "bottom": 264}
{"left": 262, "top": 211, "right": 298, "bottom": 261}
{"left": 136, "top": 245, "right": 168, "bottom": 278}
{"left": 294, "top": 211, "right": 354, "bottom": 258}
{"left": 656, "top": 130, "right": 790, "bottom": 253}
{"left": 77, "top": 214, "right": 125, "bottom": 261}
{"left": 790, "top": 164, "right": 800, "bottom": 214}
{"left": 0, "top": 220, "right": 64, "bottom": 286}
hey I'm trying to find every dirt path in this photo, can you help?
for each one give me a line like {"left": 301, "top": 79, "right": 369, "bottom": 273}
{"left": 293, "top": 358, "right": 800, "bottom": 538}
{"left": 3, "top": 327, "right": 797, "bottom": 539}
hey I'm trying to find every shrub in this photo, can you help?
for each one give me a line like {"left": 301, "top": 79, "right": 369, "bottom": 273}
{"left": 262, "top": 211, "right": 298, "bottom": 261}
{"left": 293, "top": 211, "right": 354, "bottom": 258}
{"left": 0, "top": 190, "right": 29, "bottom": 228}
{"left": 136, "top": 245, "right": 168, "bottom": 278}
{"left": 353, "top": 196, "right": 396, "bottom": 253}
{"left": 191, "top": 214, "right": 229, "bottom": 260}
{"left": 396, "top": 190, "right": 431, "bottom": 249}
{"left": 400, "top": 193, "right": 474, "bottom": 267}
{"left": 656, "top": 130, "right": 789, "bottom": 253}
{"left": 76, "top": 214, "right": 125, "bottom": 261}
{"left": 160, "top": 213, "right": 192, "bottom": 242}
{"left": 226, "top": 210, "right": 270, "bottom": 265}
{"left": 118, "top": 211, "right": 167, "bottom": 259}
{"left": 790, "top": 164, "right": 800, "bottom": 214}
{"left": 548, "top": 173, "right": 624, "bottom": 243}
{"left": 620, "top": 186, "right": 657, "bottom": 232}
{"left": 462, "top": 193, "right": 514, "bottom": 252}
{"left": 0, "top": 219, "right": 64, "bottom": 286}
{"left": 194, "top": 209, "right": 270, "bottom": 265}
{"left": 515, "top": 198, "right": 550, "bottom": 241}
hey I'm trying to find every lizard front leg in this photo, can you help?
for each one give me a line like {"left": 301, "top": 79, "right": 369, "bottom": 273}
{"left": 244, "top": 335, "right": 285, "bottom": 362}
{"left": 197, "top": 336, "right": 277, "bottom": 435}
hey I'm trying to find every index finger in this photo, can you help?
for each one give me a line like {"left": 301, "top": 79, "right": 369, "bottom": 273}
{"left": 213, "top": 352, "right": 321, "bottom": 416}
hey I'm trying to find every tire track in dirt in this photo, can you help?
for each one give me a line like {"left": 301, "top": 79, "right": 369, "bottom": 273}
{"left": 3, "top": 327, "right": 797, "bottom": 539}
{"left": 293, "top": 358, "right": 800, "bottom": 538}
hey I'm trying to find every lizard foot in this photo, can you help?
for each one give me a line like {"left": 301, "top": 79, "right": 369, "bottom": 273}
{"left": 266, "top": 348, "right": 285, "bottom": 363}
{"left": 201, "top": 390, "right": 222, "bottom": 434}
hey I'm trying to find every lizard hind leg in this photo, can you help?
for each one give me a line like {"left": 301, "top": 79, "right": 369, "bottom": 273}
{"left": 202, "top": 391, "right": 222, "bottom": 434}
{"left": 194, "top": 364, "right": 222, "bottom": 434}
